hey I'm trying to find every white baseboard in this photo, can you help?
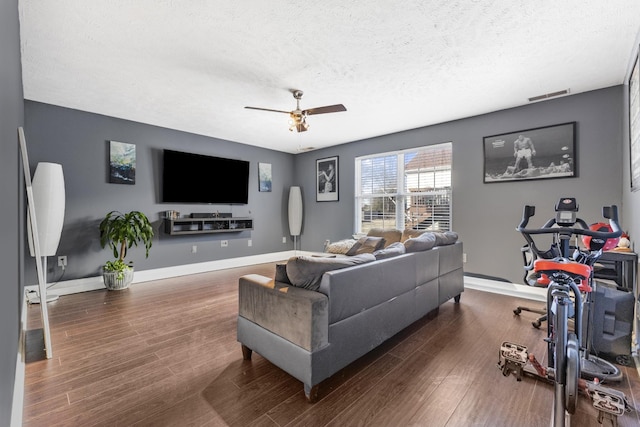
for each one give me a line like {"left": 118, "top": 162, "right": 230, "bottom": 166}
{"left": 464, "top": 275, "right": 546, "bottom": 302}
{"left": 25, "top": 251, "right": 300, "bottom": 296}
{"left": 25, "top": 252, "right": 546, "bottom": 302}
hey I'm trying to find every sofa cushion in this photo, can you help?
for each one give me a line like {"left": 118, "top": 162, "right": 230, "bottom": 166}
{"left": 274, "top": 263, "right": 292, "bottom": 284}
{"left": 367, "top": 228, "right": 402, "bottom": 247}
{"left": 346, "top": 236, "right": 386, "bottom": 256}
{"left": 401, "top": 229, "right": 426, "bottom": 242}
{"left": 433, "top": 231, "right": 459, "bottom": 246}
{"left": 286, "top": 253, "right": 376, "bottom": 291}
{"left": 325, "top": 239, "right": 357, "bottom": 254}
{"left": 404, "top": 232, "right": 437, "bottom": 253}
{"left": 373, "top": 241, "right": 406, "bottom": 260}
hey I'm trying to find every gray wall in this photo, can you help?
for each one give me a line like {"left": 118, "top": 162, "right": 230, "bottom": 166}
{"left": 0, "top": 0, "right": 22, "bottom": 424}
{"left": 24, "top": 101, "right": 296, "bottom": 283}
{"left": 295, "top": 87, "right": 625, "bottom": 285}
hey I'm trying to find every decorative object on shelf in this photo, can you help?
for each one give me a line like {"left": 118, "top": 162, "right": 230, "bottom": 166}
{"left": 316, "top": 156, "right": 339, "bottom": 202}
{"left": 99, "top": 210, "right": 153, "bottom": 290}
{"left": 483, "top": 122, "right": 576, "bottom": 183}
{"left": 288, "top": 186, "right": 303, "bottom": 250}
{"left": 615, "top": 232, "right": 632, "bottom": 252}
{"left": 27, "top": 162, "right": 66, "bottom": 304}
{"left": 258, "top": 162, "right": 272, "bottom": 192}
{"left": 164, "top": 210, "right": 180, "bottom": 220}
{"left": 109, "top": 141, "right": 136, "bottom": 184}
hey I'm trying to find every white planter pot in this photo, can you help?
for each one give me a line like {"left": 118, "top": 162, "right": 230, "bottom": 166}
{"left": 102, "top": 267, "right": 134, "bottom": 291}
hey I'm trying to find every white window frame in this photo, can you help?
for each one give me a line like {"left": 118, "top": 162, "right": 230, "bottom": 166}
{"left": 354, "top": 143, "right": 452, "bottom": 233}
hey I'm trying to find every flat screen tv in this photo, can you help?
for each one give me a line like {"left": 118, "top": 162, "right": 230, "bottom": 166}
{"left": 162, "top": 149, "right": 250, "bottom": 204}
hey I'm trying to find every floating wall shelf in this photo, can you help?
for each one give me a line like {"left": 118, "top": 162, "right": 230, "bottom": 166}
{"left": 164, "top": 217, "right": 253, "bottom": 236}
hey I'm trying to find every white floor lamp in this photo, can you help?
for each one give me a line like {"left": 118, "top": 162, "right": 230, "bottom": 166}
{"left": 288, "top": 186, "right": 303, "bottom": 252}
{"left": 27, "top": 162, "right": 66, "bottom": 304}
{"left": 19, "top": 127, "right": 65, "bottom": 359}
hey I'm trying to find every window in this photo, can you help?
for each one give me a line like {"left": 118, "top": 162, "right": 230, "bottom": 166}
{"left": 355, "top": 143, "right": 452, "bottom": 233}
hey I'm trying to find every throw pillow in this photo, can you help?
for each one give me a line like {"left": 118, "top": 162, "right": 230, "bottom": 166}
{"left": 401, "top": 229, "right": 426, "bottom": 242}
{"left": 367, "top": 228, "right": 402, "bottom": 247}
{"left": 345, "top": 236, "right": 386, "bottom": 256}
{"left": 325, "top": 239, "right": 357, "bottom": 254}
{"left": 432, "top": 231, "right": 459, "bottom": 246}
{"left": 286, "top": 253, "right": 375, "bottom": 291}
{"left": 373, "top": 241, "right": 406, "bottom": 260}
{"left": 274, "top": 263, "right": 292, "bottom": 284}
{"left": 404, "top": 232, "right": 437, "bottom": 253}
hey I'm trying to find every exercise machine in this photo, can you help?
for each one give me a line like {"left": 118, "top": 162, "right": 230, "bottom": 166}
{"left": 515, "top": 198, "right": 624, "bottom": 382}
{"left": 498, "top": 198, "right": 633, "bottom": 426}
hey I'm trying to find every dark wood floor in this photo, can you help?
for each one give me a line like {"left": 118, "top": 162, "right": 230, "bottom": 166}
{"left": 23, "top": 263, "right": 640, "bottom": 426}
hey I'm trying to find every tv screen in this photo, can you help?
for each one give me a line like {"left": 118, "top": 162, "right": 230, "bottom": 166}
{"left": 162, "top": 149, "right": 250, "bottom": 204}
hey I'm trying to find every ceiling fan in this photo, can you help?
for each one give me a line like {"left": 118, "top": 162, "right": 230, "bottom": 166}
{"left": 245, "top": 90, "right": 346, "bottom": 132}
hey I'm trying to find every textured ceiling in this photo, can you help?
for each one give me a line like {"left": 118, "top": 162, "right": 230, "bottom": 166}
{"left": 19, "top": 1, "right": 640, "bottom": 154}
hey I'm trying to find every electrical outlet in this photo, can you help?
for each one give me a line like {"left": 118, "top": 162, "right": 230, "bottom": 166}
{"left": 191, "top": 245, "right": 197, "bottom": 254}
{"left": 221, "top": 240, "right": 229, "bottom": 247}
{"left": 57, "top": 256, "right": 67, "bottom": 268}
{"left": 248, "top": 239, "right": 252, "bottom": 247}
{"left": 282, "top": 237, "right": 287, "bottom": 243}
{"left": 463, "top": 253, "right": 467, "bottom": 263}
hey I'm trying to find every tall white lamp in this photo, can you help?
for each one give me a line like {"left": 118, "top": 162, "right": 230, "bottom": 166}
{"left": 27, "top": 162, "right": 66, "bottom": 303}
{"left": 19, "top": 127, "right": 63, "bottom": 358}
{"left": 288, "top": 186, "right": 303, "bottom": 252}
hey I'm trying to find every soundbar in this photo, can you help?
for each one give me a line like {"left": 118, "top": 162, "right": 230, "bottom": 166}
{"left": 190, "top": 212, "right": 232, "bottom": 218}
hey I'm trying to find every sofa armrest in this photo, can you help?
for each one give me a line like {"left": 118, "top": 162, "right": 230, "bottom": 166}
{"left": 238, "top": 274, "right": 329, "bottom": 351}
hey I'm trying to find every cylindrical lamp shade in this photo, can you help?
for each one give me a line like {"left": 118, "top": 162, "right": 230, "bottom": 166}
{"left": 288, "top": 186, "right": 303, "bottom": 236}
{"left": 28, "top": 162, "right": 66, "bottom": 257}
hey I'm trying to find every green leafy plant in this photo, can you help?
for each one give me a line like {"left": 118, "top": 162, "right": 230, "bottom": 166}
{"left": 99, "top": 210, "right": 154, "bottom": 272}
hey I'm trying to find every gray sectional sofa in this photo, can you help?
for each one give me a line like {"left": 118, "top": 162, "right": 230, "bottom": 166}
{"left": 237, "top": 236, "right": 463, "bottom": 402}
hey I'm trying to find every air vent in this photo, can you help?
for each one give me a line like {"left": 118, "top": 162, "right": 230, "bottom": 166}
{"left": 528, "top": 89, "right": 570, "bottom": 102}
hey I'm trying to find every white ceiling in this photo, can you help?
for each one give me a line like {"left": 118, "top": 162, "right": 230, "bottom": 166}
{"left": 19, "top": 1, "right": 640, "bottom": 154}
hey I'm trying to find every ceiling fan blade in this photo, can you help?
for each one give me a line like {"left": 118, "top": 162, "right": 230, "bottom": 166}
{"left": 244, "top": 106, "right": 291, "bottom": 114}
{"left": 304, "top": 104, "right": 347, "bottom": 115}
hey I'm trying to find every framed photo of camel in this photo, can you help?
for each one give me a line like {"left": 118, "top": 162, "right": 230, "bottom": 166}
{"left": 316, "top": 156, "right": 339, "bottom": 201}
{"left": 483, "top": 122, "right": 576, "bottom": 183}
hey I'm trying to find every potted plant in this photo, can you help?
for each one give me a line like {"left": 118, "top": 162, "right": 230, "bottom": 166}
{"left": 99, "top": 210, "right": 154, "bottom": 290}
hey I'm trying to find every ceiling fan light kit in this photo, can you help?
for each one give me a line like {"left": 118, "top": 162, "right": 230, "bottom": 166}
{"left": 246, "top": 90, "right": 346, "bottom": 133}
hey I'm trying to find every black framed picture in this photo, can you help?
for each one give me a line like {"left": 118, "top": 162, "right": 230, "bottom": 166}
{"left": 629, "top": 47, "right": 640, "bottom": 192}
{"left": 483, "top": 122, "right": 576, "bottom": 183}
{"left": 316, "top": 156, "right": 338, "bottom": 201}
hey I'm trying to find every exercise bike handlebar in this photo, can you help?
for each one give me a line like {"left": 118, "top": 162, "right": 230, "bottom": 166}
{"left": 516, "top": 204, "right": 621, "bottom": 240}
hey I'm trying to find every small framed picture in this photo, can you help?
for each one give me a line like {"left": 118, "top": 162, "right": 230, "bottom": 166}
{"left": 316, "top": 156, "right": 338, "bottom": 202}
{"left": 109, "top": 141, "right": 136, "bottom": 184}
{"left": 258, "top": 162, "right": 272, "bottom": 192}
